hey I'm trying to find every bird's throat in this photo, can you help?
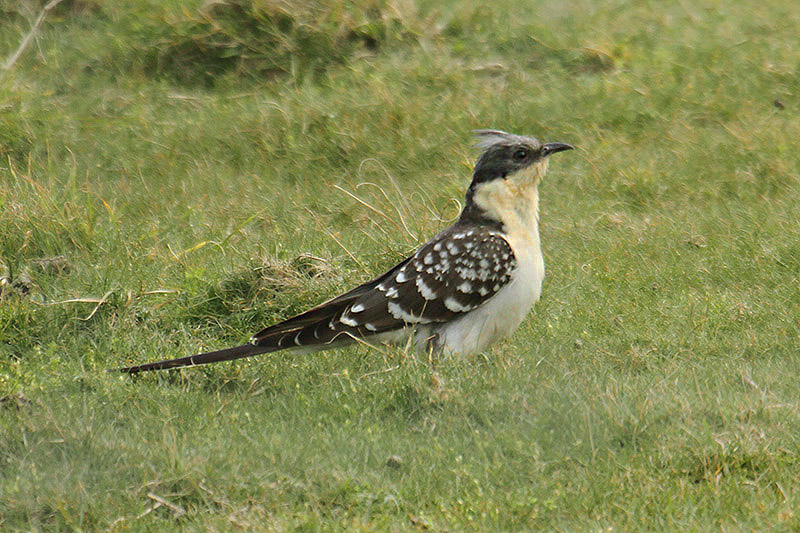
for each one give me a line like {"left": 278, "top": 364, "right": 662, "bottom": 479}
{"left": 472, "top": 165, "right": 543, "bottom": 235}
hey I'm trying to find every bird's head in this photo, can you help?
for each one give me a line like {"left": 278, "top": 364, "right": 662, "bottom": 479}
{"left": 471, "top": 129, "right": 573, "bottom": 188}
{"left": 461, "top": 130, "right": 574, "bottom": 226}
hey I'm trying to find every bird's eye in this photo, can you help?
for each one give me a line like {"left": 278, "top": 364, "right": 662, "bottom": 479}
{"left": 513, "top": 149, "right": 528, "bottom": 161}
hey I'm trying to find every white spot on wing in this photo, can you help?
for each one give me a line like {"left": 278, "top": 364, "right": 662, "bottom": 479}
{"left": 388, "top": 301, "right": 429, "bottom": 323}
{"left": 457, "top": 267, "right": 477, "bottom": 280}
{"left": 350, "top": 303, "right": 365, "bottom": 313}
{"left": 340, "top": 315, "right": 359, "bottom": 327}
{"left": 396, "top": 269, "right": 409, "bottom": 283}
{"left": 445, "top": 296, "right": 472, "bottom": 312}
{"left": 457, "top": 281, "right": 472, "bottom": 293}
{"left": 385, "top": 286, "right": 399, "bottom": 298}
{"left": 416, "top": 276, "right": 438, "bottom": 300}
{"left": 364, "top": 323, "right": 377, "bottom": 332}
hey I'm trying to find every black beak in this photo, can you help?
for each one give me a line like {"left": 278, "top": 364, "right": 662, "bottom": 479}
{"left": 542, "top": 142, "right": 575, "bottom": 156}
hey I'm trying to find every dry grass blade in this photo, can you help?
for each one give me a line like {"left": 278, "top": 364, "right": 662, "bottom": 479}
{"left": 44, "top": 290, "right": 114, "bottom": 321}
{"left": 304, "top": 207, "right": 367, "bottom": 271}
{"left": 333, "top": 183, "right": 406, "bottom": 238}
{"left": 146, "top": 493, "right": 186, "bottom": 517}
{"left": 1, "top": 0, "right": 66, "bottom": 76}
{"left": 357, "top": 157, "right": 419, "bottom": 241}
{"left": 139, "top": 289, "right": 181, "bottom": 296}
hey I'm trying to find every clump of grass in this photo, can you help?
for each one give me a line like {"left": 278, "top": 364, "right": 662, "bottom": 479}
{"left": 199, "top": 253, "right": 339, "bottom": 316}
{"left": 138, "top": 0, "right": 428, "bottom": 84}
{"left": 173, "top": 253, "right": 345, "bottom": 341}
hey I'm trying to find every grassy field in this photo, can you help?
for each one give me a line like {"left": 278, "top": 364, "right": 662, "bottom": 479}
{"left": 2, "top": 0, "right": 800, "bottom": 529}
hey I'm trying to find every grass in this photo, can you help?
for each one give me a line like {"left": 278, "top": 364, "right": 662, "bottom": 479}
{"left": 2, "top": 0, "right": 800, "bottom": 529}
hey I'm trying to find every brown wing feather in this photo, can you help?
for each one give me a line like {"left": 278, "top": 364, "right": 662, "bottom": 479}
{"left": 250, "top": 226, "right": 516, "bottom": 351}
{"left": 360, "top": 226, "right": 516, "bottom": 320}
{"left": 310, "top": 225, "right": 517, "bottom": 335}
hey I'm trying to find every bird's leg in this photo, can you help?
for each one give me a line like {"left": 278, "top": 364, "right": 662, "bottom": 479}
{"left": 425, "top": 332, "right": 444, "bottom": 366}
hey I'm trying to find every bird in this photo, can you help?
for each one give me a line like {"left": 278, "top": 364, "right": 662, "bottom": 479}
{"left": 117, "top": 130, "right": 574, "bottom": 373}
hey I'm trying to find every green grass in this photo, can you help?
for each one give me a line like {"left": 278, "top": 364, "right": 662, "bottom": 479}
{"left": 2, "top": 0, "right": 800, "bottom": 529}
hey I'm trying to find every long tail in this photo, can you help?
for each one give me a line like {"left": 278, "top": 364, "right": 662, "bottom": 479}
{"left": 115, "top": 343, "right": 277, "bottom": 374}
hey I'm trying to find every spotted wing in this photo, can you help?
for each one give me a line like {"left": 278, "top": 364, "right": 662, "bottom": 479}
{"left": 247, "top": 226, "right": 518, "bottom": 350}
{"left": 354, "top": 226, "right": 517, "bottom": 328}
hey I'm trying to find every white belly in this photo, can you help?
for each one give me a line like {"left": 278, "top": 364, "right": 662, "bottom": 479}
{"left": 428, "top": 241, "right": 544, "bottom": 355}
